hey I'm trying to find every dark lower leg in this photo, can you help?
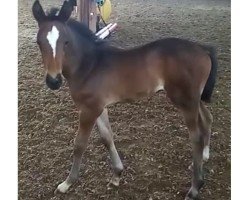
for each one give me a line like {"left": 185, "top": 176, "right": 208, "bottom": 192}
{"left": 186, "top": 134, "right": 204, "bottom": 199}
{"left": 55, "top": 132, "right": 90, "bottom": 193}
{"left": 181, "top": 106, "right": 204, "bottom": 199}
{"left": 67, "top": 141, "right": 86, "bottom": 183}
{"left": 97, "top": 109, "right": 123, "bottom": 186}
{"left": 199, "top": 102, "right": 213, "bottom": 161}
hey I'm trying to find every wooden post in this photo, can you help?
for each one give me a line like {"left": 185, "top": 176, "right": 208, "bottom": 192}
{"left": 77, "top": 0, "right": 97, "bottom": 32}
{"left": 89, "top": 0, "right": 97, "bottom": 32}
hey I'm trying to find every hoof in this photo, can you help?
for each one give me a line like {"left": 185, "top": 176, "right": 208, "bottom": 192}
{"left": 185, "top": 186, "right": 199, "bottom": 200}
{"left": 185, "top": 196, "right": 199, "bottom": 200}
{"left": 54, "top": 181, "right": 71, "bottom": 194}
{"left": 188, "top": 163, "right": 193, "bottom": 171}
{"left": 185, "top": 191, "right": 198, "bottom": 200}
{"left": 107, "top": 175, "right": 120, "bottom": 189}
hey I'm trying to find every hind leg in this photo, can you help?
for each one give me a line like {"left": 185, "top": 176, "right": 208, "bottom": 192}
{"left": 96, "top": 108, "right": 124, "bottom": 187}
{"left": 199, "top": 102, "right": 213, "bottom": 162}
{"left": 188, "top": 102, "right": 213, "bottom": 170}
{"left": 181, "top": 105, "right": 205, "bottom": 200}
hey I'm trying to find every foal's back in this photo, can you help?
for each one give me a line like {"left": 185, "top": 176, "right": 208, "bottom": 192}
{"left": 89, "top": 38, "right": 212, "bottom": 107}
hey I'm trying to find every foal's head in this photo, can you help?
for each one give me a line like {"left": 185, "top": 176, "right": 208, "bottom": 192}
{"left": 32, "top": 0, "right": 73, "bottom": 90}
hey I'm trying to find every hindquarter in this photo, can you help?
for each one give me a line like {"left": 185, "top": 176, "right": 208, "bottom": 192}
{"left": 160, "top": 50, "right": 211, "bottom": 108}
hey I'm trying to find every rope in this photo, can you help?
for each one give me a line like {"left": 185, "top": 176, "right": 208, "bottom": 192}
{"left": 97, "top": 4, "right": 108, "bottom": 26}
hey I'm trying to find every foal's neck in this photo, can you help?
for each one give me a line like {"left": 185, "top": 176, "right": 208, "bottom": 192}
{"left": 62, "top": 26, "right": 99, "bottom": 83}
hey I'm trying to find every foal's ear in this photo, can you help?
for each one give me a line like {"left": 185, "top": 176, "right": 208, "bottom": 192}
{"left": 58, "top": 0, "right": 73, "bottom": 22}
{"left": 32, "top": 0, "right": 47, "bottom": 24}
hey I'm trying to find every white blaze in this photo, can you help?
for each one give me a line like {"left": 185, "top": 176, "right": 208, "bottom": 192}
{"left": 46, "top": 26, "right": 59, "bottom": 58}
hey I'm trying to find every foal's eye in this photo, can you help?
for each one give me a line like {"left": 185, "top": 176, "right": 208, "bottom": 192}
{"left": 64, "top": 41, "right": 69, "bottom": 46}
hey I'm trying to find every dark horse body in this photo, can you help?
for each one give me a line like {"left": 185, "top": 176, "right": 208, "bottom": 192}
{"left": 32, "top": 1, "right": 217, "bottom": 199}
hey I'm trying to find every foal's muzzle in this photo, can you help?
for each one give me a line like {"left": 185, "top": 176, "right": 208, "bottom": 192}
{"left": 46, "top": 74, "right": 62, "bottom": 90}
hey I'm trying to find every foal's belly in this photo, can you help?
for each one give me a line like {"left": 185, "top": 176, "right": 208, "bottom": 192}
{"left": 103, "top": 79, "right": 165, "bottom": 106}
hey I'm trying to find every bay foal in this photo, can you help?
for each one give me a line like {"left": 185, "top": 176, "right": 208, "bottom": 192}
{"left": 32, "top": 1, "right": 217, "bottom": 199}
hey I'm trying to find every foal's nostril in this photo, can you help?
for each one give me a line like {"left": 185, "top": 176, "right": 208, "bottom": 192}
{"left": 55, "top": 74, "right": 62, "bottom": 85}
{"left": 46, "top": 74, "right": 62, "bottom": 90}
{"left": 46, "top": 74, "right": 58, "bottom": 84}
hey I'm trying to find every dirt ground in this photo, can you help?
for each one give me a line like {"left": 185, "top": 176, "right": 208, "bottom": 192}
{"left": 18, "top": 0, "right": 231, "bottom": 199}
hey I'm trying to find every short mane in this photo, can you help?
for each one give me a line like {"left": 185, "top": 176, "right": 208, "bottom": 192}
{"left": 45, "top": 7, "right": 60, "bottom": 20}
{"left": 67, "top": 19, "right": 100, "bottom": 43}
{"left": 47, "top": 8, "right": 59, "bottom": 17}
{"left": 45, "top": 7, "right": 105, "bottom": 45}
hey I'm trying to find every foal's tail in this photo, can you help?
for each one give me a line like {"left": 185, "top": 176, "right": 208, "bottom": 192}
{"left": 201, "top": 45, "right": 218, "bottom": 103}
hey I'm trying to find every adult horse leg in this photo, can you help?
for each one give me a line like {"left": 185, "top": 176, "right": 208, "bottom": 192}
{"left": 55, "top": 108, "right": 99, "bottom": 193}
{"left": 199, "top": 102, "right": 213, "bottom": 162}
{"left": 96, "top": 108, "right": 124, "bottom": 187}
{"left": 181, "top": 104, "right": 204, "bottom": 200}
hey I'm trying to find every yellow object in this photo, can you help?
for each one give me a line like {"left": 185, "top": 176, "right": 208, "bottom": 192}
{"left": 96, "top": 0, "right": 112, "bottom": 22}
